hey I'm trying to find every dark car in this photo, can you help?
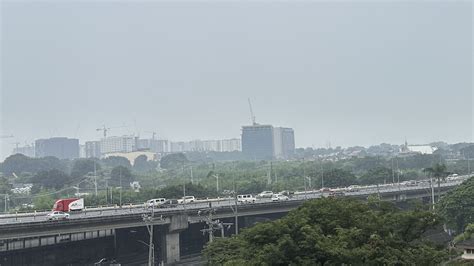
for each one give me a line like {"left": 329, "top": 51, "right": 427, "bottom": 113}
{"left": 160, "top": 199, "right": 179, "bottom": 208}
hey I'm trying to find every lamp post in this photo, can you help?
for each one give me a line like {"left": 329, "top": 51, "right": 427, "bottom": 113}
{"left": 212, "top": 174, "right": 219, "bottom": 194}
{"left": 320, "top": 161, "right": 324, "bottom": 189}
{"left": 142, "top": 212, "right": 158, "bottom": 266}
{"left": 0, "top": 194, "right": 8, "bottom": 213}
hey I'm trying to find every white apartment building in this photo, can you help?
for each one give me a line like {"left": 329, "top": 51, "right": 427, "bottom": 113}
{"left": 100, "top": 136, "right": 136, "bottom": 155}
{"left": 85, "top": 141, "right": 101, "bottom": 158}
{"left": 169, "top": 138, "right": 241, "bottom": 153}
{"left": 12, "top": 145, "right": 35, "bottom": 157}
{"left": 221, "top": 138, "right": 241, "bottom": 152}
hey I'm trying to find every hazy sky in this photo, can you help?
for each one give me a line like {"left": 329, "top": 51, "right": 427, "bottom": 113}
{"left": 1, "top": 1, "right": 472, "bottom": 160}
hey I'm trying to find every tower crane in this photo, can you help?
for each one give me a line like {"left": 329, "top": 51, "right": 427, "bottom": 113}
{"left": 145, "top": 131, "right": 158, "bottom": 140}
{"left": 247, "top": 98, "right": 257, "bottom": 125}
{"left": 0, "top": 135, "right": 14, "bottom": 139}
{"left": 96, "top": 125, "right": 127, "bottom": 138}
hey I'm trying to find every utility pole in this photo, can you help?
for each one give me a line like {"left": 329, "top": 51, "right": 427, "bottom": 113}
{"left": 233, "top": 177, "right": 238, "bottom": 235}
{"left": 142, "top": 211, "right": 159, "bottom": 266}
{"left": 391, "top": 158, "right": 395, "bottom": 184}
{"left": 468, "top": 156, "right": 471, "bottom": 175}
{"left": 430, "top": 177, "right": 435, "bottom": 211}
{"left": 119, "top": 168, "right": 122, "bottom": 207}
{"left": 396, "top": 158, "right": 400, "bottom": 191}
{"left": 320, "top": 161, "right": 324, "bottom": 189}
{"left": 94, "top": 161, "right": 98, "bottom": 196}
{"left": 2, "top": 194, "right": 8, "bottom": 213}
{"left": 213, "top": 174, "right": 219, "bottom": 194}
{"left": 303, "top": 158, "right": 307, "bottom": 200}
{"left": 183, "top": 174, "right": 186, "bottom": 213}
{"left": 199, "top": 207, "right": 233, "bottom": 243}
{"left": 190, "top": 166, "right": 194, "bottom": 184}
{"left": 270, "top": 161, "right": 273, "bottom": 184}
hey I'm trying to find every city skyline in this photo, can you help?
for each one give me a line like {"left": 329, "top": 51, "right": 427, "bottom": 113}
{"left": 1, "top": 1, "right": 472, "bottom": 160}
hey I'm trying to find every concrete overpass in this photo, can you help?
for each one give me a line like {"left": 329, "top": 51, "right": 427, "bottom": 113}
{"left": 0, "top": 177, "right": 468, "bottom": 265}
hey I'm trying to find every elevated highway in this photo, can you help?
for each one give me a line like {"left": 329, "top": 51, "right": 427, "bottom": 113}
{"left": 0, "top": 176, "right": 469, "bottom": 265}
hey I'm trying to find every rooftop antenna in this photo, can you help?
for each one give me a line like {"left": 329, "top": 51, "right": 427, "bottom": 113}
{"left": 247, "top": 98, "right": 257, "bottom": 125}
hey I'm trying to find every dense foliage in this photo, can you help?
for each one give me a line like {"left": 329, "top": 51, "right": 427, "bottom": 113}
{"left": 204, "top": 198, "right": 448, "bottom": 265}
{"left": 160, "top": 153, "right": 188, "bottom": 169}
{"left": 438, "top": 177, "right": 474, "bottom": 233}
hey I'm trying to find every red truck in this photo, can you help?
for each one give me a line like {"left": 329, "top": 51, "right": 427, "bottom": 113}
{"left": 52, "top": 198, "right": 84, "bottom": 212}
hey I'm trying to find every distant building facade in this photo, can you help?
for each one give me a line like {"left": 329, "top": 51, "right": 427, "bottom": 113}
{"left": 280, "top": 127, "right": 295, "bottom": 159}
{"left": 399, "top": 140, "right": 437, "bottom": 155}
{"left": 221, "top": 138, "right": 241, "bottom": 152}
{"left": 12, "top": 145, "right": 35, "bottom": 157}
{"left": 242, "top": 125, "right": 275, "bottom": 160}
{"left": 85, "top": 141, "right": 101, "bottom": 158}
{"left": 168, "top": 138, "right": 241, "bottom": 153}
{"left": 242, "top": 125, "right": 295, "bottom": 160}
{"left": 35, "top": 137, "right": 79, "bottom": 159}
{"left": 136, "top": 139, "right": 169, "bottom": 153}
{"left": 100, "top": 136, "right": 136, "bottom": 155}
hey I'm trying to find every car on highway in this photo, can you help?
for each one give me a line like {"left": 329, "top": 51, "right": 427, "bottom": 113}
{"left": 320, "top": 187, "right": 332, "bottom": 193}
{"left": 279, "top": 190, "right": 294, "bottom": 197}
{"left": 328, "top": 191, "right": 345, "bottom": 197}
{"left": 237, "top": 194, "right": 256, "bottom": 203}
{"left": 347, "top": 185, "right": 361, "bottom": 192}
{"left": 147, "top": 198, "right": 166, "bottom": 208}
{"left": 178, "top": 196, "right": 195, "bottom": 204}
{"left": 257, "top": 191, "right": 274, "bottom": 198}
{"left": 47, "top": 211, "right": 70, "bottom": 221}
{"left": 271, "top": 193, "right": 289, "bottom": 202}
{"left": 160, "top": 199, "right": 179, "bottom": 208}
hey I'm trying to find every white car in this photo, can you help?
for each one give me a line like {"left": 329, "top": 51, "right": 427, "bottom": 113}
{"left": 178, "top": 196, "right": 195, "bottom": 204}
{"left": 271, "top": 194, "right": 289, "bottom": 202}
{"left": 257, "top": 191, "right": 274, "bottom": 198}
{"left": 147, "top": 198, "right": 166, "bottom": 208}
{"left": 237, "top": 194, "right": 256, "bottom": 203}
{"left": 47, "top": 211, "right": 70, "bottom": 221}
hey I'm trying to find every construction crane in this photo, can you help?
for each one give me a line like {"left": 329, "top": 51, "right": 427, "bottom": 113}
{"left": 0, "top": 135, "right": 14, "bottom": 139}
{"left": 247, "top": 98, "right": 257, "bottom": 125}
{"left": 96, "top": 125, "right": 127, "bottom": 138}
{"left": 12, "top": 142, "right": 20, "bottom": 151}
{"left": 145, "top": 131, "right": 158, "bottom": 140}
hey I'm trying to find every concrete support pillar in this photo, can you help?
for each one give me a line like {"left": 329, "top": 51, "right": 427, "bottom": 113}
{"left": 161, "top": 214, "right": 188, "bottom": 265}
{"left": 162, "top": 232, "right": 180, "bottom": 264}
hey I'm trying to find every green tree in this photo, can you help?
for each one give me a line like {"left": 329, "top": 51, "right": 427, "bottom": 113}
{"left": 453, "top": 223, "right": 474, "bottom": 243}
{"left": 1, "top": 154, "right": 69, "bottom": 176}
{"left": 33, "top": 194, "right": 56, "bottom": 211}
{"left": 424, "top": 163, "right": 449, "bottom": 197}
{"left": 0, "top": 176, "right": 12, "bottom": 194}
{"left": 438, "top": 177, "right": 474, "bottom": 232}
{"left": 70, "top": 159, "right": 100, "bottom": 178}
{"left": 358, "top": 167, "right": 392, "bottom": 185}
{"left": 160, "top": 153, "right": 188, "bottom": 169}
{"left": 133, "top": 155, "right": 157, "bottom": 172}
{"left": 204, "top": 198, "right": 448, "bottom": 265}
{"left": 321, "top": 168, "right": 355, "bottom": 188}
{"left": 110, "top": 166, "right": 133, "bottom": 187}
{"left": 102, "top": 156, "right": 131, "bottom": 169}
{"left": 32, "top": 169, "right": 72, "bottom": 190}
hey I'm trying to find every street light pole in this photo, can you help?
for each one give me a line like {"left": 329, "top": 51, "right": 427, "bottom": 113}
{"left": 233, "top": 177, "right": 238, "bottom": 235}
{"left": 142, "top": 213, "right": 156, "bottom": 266}
{"left": 321, "top": 161, "right": 324, "bottom": 189}
{"left": 119, "top": 168, "right": 122, "bottom": 207}
{"left": 213, "top": 174, "right": 219, "bottom": 194}
{"left": 94, "top": 161, "right": 98, "bottom": 196}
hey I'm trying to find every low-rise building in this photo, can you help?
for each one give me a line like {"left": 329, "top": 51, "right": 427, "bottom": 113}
{"left": 457, "top": 239, "right": 474, "bottom": 260}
